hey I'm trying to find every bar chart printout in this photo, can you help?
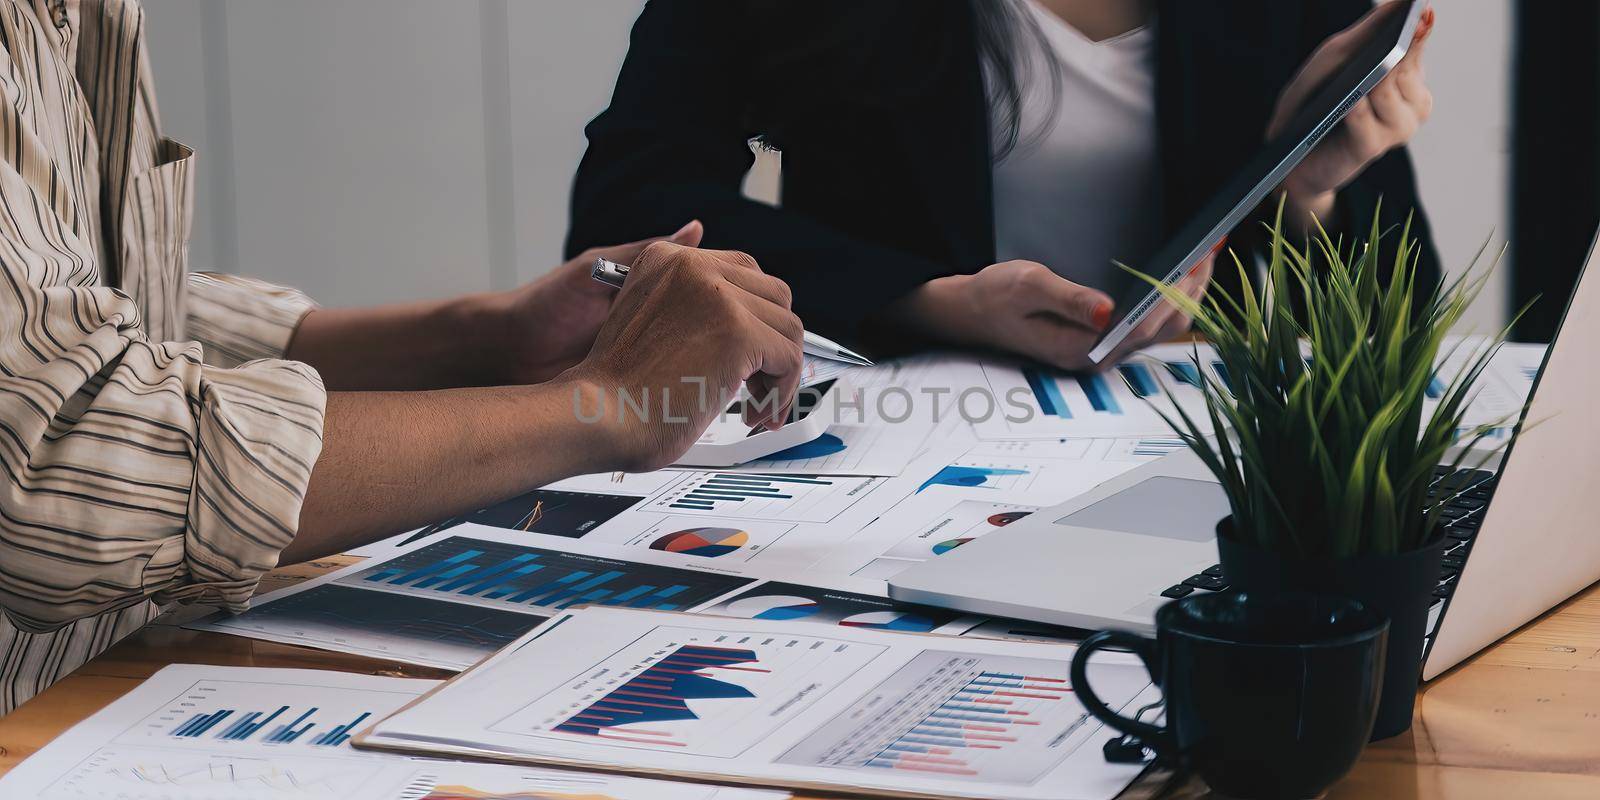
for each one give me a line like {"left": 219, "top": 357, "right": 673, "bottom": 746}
{"left": 127, "top": 678, "right": 419, "bottom": 753}
{"left": 495, "top": 626, "right": 885, "bottom": 758}
{"left": 645, "top": 473, "right": 880, "bottom": 523}
{"left": 976, "top": 349, "right": 1221, "bottom": 439}
{"left": 778, "top": 651, "right": 1149, "bottom": 785}
{"left": 344, "top": 536, "right": 752, "bottom": 613}
{"left": 148, "top": 681, "right": 398, "bottom": 748}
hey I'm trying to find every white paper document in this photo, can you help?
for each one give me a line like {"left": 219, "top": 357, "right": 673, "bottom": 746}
{"left": 696, "top": 575, "right": 987, "bottom": 635}
{"left": 357, "top": 607, "right": 1158, "bottom": 800}
{"left": 0, "top": 664, "right": 783, "bottom": 800}
{"left": 811, "top": 446, "right": 1141, "bottom": 581}
{"left": 191, "top": 524, "right": 761, "bottom": 670}
{"left": 974, "top": 344, "right": 1224, "bottom": 440}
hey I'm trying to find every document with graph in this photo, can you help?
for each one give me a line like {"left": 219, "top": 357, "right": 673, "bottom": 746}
{"left": 191, "top": 524, "right": 760, "bottom": 670}
{"left": 0, "top": 664, "right": 783, "bottom": 800}
{"left": 356, "top": 608, "right": 1158, "bottom": 800}
{"left": 974, "top": 343, "right": 1225, "bottom": 440}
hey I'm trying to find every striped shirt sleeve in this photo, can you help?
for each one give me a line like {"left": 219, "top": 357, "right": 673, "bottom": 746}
{"left": 186, "top": 272, "right": 318, "bottom": 367}
{"left": 0, "top": 258, "right": 328, "bottom": 632}
{"left": 0, "top": 0, "right": 329, "bottom": 633}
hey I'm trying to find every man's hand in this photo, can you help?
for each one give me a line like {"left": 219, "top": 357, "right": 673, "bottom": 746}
{"left": 887, "top": 256, "right": 1213, "bottom": 372}
{"left": 1271, "top": 3, "right": 1435, "bottom": 224}
{"left": 560, "top": 243, "right": 805, "bottom": 472}
{"left": 285, "top": 222, "right": 702, "bottom": 391}
{"left": 500, "top": 221, "right": 703, "bottom": 384}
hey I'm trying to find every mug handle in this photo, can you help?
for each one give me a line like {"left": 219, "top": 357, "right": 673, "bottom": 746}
{"left": 1070, "top": 630, "right": 1166, "bottom": 745}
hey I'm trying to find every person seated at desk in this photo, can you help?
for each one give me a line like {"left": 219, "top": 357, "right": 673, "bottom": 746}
{"left": 567, "top": 0, "right": 1440, "bottom": 368}
{"left": 0, "top": 0, "right": 805, "bottom": 714}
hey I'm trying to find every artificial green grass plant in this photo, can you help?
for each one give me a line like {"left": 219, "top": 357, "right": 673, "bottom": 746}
{"left": 1132, "top": 205, "right": 1520, "bottom": 558}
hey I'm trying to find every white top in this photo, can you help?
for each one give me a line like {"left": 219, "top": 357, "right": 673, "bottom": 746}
{"left": 990, "top": 0, "right": 1162, "bottom": 296}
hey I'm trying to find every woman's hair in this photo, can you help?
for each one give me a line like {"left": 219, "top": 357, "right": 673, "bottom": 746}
{"left": 973, "top": 0, "right": 1061, "bottom": 160}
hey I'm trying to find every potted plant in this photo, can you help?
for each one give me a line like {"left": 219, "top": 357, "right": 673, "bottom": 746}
{"left": 1134, "top": 205, "right": 1522, "bottom": 740}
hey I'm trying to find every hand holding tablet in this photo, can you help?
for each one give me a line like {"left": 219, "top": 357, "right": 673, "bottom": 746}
{"left": 1086, "top": 0, "right": 1429, "bottom": 364}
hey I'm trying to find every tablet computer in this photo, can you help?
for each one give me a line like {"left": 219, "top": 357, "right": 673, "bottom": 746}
{"left": 1087, "top": 0, "right": 1426, "bottom": 364}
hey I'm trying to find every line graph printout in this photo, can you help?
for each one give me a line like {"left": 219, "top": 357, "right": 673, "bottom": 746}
{"left": 45, "top": 749, "right": 389, "bottom": 799}
{"left": 0, "top": 665, "right": 783, "bottom": 800}
{"left": 398, "top": 762, "right": 785, "bottom": 800}
{"left": 492, "top": 625, "right": 882, "bottom": 757}
{"left": 777, "top": 651, "right": 1143, "bottom": 784}
{"left": 360, "top": 608, "right": 1157, "bottom": 800}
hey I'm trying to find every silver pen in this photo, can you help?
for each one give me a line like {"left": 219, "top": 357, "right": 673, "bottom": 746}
{"left": 591, "top": 257, "right": 874, "bottom": 367}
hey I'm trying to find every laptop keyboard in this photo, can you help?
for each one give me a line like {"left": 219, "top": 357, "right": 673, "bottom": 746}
{"left": 1159, "top": 466, "right": 1498, "bottom": 613}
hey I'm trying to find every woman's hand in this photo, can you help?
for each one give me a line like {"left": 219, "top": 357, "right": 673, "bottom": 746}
{"left": 498, "top": 221, "right": 703, "bottom": 384}
{"left": 1270, "top": 4, "right": 1435, "bottom": 224}
{"left": 888, "top": 255, "right": 1213, "bottom": 372}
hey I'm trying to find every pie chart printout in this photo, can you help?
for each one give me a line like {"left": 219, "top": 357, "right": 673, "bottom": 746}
{"left": 987, "top": 510, "right": 1033, "bottom": 526}
{"left": 703, "top": 581, "right": 972, "bottom": 634}
{"left": 651, "top": 527, "right": 750, "bottom": 558}
{"left": 765, "top": 433, "right": 847, "bottom": 461}
{"left": 838, "top": 611, "right": 942, "bottom": 632}
{"left": 722, "top": 595, "right": 821, "bottom": 621}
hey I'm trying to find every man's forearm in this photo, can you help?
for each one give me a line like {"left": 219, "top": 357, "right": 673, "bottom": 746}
{"left": 287, "top": 291, "right": 516, "bottom": 391}
{"left": 282, "top": 378, "right": 616, "bottom": 563}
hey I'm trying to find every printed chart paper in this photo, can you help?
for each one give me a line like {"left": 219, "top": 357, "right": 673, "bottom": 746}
{"left": 699, "top": 578, "right": 985, "bottom": 635}
{"left": 974, "top": 344, "right": 1223, "bottom": 440}
{"left": 809, "top": 450, "right": 1137, "bottom": 581}
{"left": 192, "top": 525, "right": 758, "bottom": 670}
{"left": 0, "top": 664, "right": 782, "bottom": 800}
{"left": 358, "top": 607, "right": 1158, "bottom": 800}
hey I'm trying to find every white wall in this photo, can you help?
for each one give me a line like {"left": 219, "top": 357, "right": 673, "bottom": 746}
{"left": 142, "top": 0, "right": 1513, "bottom": 331}
{"left": 1407, "top": 0, "right": 1514, "bottom": 333}
{"left": 142, "top": 0, "right": 644, "bottom": 306}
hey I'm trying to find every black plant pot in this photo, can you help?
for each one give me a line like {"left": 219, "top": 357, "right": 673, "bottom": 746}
{"left": 1215, "top": 519, "right": 1446, "bottom": 741}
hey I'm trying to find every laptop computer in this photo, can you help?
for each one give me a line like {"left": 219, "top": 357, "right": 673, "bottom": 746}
{"left": 891, "top": 227, "right": 1600, "bottom": 680}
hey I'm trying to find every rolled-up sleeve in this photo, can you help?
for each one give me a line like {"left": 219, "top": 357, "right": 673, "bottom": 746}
{"left": 0, "top": 194, "right": 326, "bottom": 633}
{"left": 186, "top": 272, "right": 318, "bottom": 367}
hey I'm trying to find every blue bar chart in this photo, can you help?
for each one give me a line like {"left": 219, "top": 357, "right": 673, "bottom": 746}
{"left": 1022, "top": 369, "right": 1071, "bottom": 418}
{"left": 203, "top": 536, "right": 755, "bottom": 669}
{"left": 1073, "top": 373, "right": 1123, "bottom": 414}
{"left": 132, "top": 678, "right": 420, "bottom": 755}
{"left": 1116, "top": 363, "right": 1161, "bottom": 398}
{"left": 1163, "top": 359, "right": 1203, "bottom": 388}
{"left": 980, "top": 354, "right": 1224, "bottom": 439}
{"left": 169, "top": 703, "right": 373, "bottom": 747}
{"left": 347, "top": 536, "right": 750, "bottom": 613}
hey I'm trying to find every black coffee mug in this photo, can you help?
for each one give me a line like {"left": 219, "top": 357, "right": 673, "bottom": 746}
{"left": 1070, "top": 592, "right": 1388, "bottom": 800}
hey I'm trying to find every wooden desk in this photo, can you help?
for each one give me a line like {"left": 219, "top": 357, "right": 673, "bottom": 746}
{"left": 3, "top": 557, "right": 1600, "bottom": 799}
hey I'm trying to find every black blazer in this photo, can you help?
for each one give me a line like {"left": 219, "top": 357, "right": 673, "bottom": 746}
{"left": 567, "top": 0, "right": 1441, "bottom": 349}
